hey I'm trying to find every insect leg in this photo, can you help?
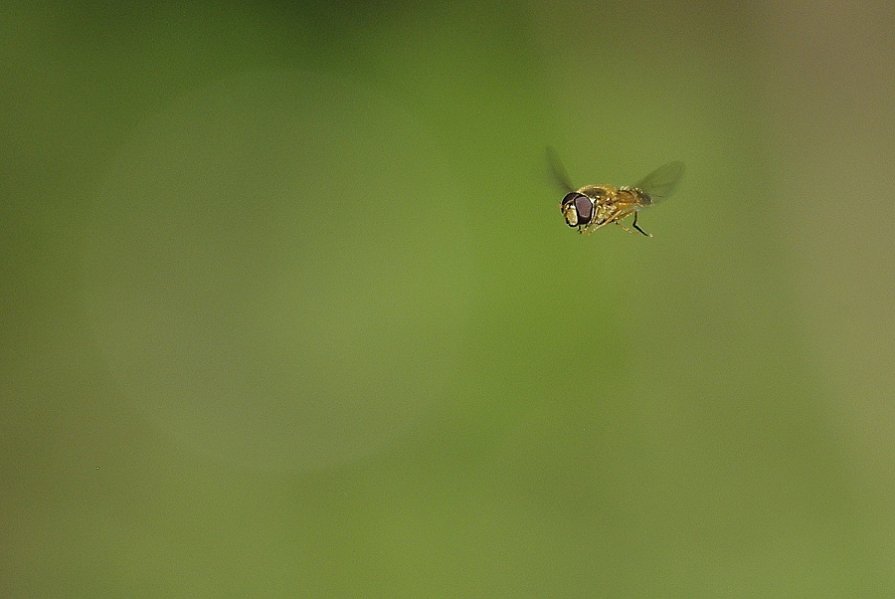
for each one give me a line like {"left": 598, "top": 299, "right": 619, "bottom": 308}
{"left": 631, "top": 211, "right": 652, "bottom": 237}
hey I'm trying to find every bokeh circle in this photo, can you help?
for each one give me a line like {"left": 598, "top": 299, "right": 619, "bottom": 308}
{"left": 83, "top": 69, "right": 471, "bottom": 471}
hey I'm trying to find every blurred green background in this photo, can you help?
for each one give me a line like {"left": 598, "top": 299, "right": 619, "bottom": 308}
{"left": 3, "top": 1, "right": 894, "bottom": 596}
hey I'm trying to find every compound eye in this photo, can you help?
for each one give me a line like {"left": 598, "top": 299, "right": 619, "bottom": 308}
{"left": 574, "top": 195, "right": 593, "bottom": 224}
{"left": 561, "top": 192, "right": 593, "bottom": 227}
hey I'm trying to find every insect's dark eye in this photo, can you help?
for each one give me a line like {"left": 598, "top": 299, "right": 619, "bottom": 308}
{"left": 561, "top": 192, "right": 593, "bottom": 227}
{"left": 574, "top": 195, "right": 593, "bottom": 224}
{"left": 561, "top": 192, "right": 593, "bottom": 226}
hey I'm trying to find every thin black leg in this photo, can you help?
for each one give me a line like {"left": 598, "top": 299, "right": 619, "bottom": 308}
{"left": 632, "top": 211, "right": 650, "bottom": 237}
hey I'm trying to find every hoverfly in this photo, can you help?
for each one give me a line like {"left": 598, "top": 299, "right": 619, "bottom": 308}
{"left": 548, "top": 147, "right": 684, "bottom": 237}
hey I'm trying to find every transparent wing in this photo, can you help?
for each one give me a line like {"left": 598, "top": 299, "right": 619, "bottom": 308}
{"left": 635, "top": 161, "right": 684, "bottom": 203}
{"left": 546, "top": 146, "right": 574, "bottom": 192}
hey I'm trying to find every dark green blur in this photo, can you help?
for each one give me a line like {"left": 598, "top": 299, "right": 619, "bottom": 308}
{"left": 3, "top": 2, "right": 894, "bottom": 596}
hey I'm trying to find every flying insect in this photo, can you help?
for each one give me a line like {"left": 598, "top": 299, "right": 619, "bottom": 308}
{"left": 548, "top": 148, "right": 684, "bottom": 237}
